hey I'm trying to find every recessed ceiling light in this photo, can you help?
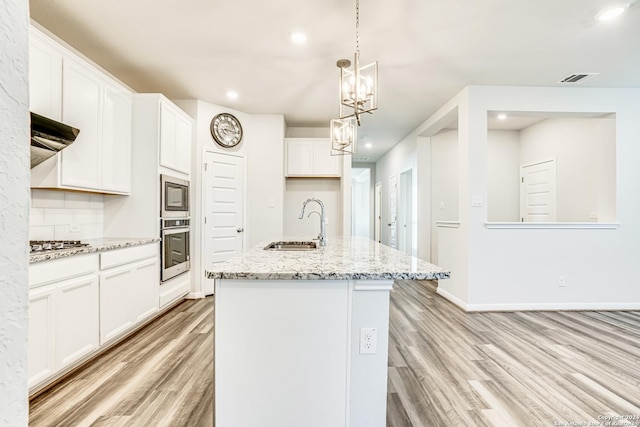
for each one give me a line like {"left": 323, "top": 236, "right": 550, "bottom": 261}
{"left": 596, "top": 4, "right": 629, "bottom": 21}
{"left": 497, "top": 113, "right": 507, "bottom": 120}
{"left": 290, "top": 32, "right": 307, "bottom": 45}
{"left": 364, "top": 142, "right": 373, "bottom": 149}
{"left": 226, "top": 90, "right": 239, "bottom": 100}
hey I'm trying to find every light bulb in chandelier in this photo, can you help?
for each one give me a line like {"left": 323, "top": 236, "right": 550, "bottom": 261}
{"left": 338, "top": 54, "right": 378, "bottom": 124}
{"left": 329, "top": 118, "right": 358, "bottom": 155}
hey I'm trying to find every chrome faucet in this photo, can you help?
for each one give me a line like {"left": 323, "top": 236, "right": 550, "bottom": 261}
{"left": 298, "top": 198, "right": 326, "bottom": 246}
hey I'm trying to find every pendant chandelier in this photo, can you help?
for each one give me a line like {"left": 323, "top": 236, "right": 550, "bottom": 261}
{"left": 330, "top": 0, "right": 378, "bottom": 156}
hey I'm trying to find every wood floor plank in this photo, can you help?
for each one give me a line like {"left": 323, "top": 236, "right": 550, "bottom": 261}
{"left": 30, "top": 281, "right": 640, "bottom": 427}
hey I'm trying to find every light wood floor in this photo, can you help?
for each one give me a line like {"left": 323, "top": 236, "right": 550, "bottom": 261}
{"left": 30, "top": 281, "right": 640, "bottom": 427}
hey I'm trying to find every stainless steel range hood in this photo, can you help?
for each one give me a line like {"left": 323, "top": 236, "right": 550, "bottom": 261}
{"left": 30, "top": 112, "right": 80, "bottom": 168}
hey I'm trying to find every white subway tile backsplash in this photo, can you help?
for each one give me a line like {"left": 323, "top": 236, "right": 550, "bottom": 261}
{"left": 64, "top": 192, "right": 91, "bottom": 209}
{"left": 30, "top": 208, "right": 45, "bottom": 226}
{"left": 31, "top": 189, "right": 65, "bottom": 209}
{"left": 89, "top": 194, "right": 104, "bottom": 209}
{"left": 30, "top": 226, "right": 55, "bottom": 241}
{"left": 30, "top": 190, "right": 105, "bottom": 240}
{"left": 43, "top": 209, "right": 74, "bottom": 226}
{"left": 73, "top": 209, "right": 97, "bottom": 225}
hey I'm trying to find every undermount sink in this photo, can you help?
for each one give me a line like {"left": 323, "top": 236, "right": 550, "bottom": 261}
{"left": 264, "top": 241, "right": 318, "bottom": 251}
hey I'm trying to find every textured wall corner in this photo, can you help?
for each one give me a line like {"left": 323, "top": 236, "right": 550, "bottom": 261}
{"left": 0, "top": 0, "right": 30, "bottom": 425}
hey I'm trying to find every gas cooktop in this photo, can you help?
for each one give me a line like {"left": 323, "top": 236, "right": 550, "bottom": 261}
{"left": 29, "top": 240, "right": 90, "bottom": 253}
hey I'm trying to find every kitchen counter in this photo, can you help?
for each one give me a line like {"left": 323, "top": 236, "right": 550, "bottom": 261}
{"left": 29, "top": 237, "right": 160, "bottom": 263}
{"left": 205, "top": 236, "right": 450, "bottom": 280}
{"left": 211, "top": 237, "right": 449, "bottom": 427}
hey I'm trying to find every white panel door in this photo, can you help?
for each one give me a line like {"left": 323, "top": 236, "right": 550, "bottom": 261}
{"left": 388, "top": 175, "right": 398, "bottom": 248}
{"left": 520, "top": 159, "right": 557, "bottom": 222}
{"left": 204, "top": 152, "right": 245, "bottom": 295}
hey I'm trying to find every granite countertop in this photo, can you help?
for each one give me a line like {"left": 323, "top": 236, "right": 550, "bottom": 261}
{"left": 29, "top": 237, "right": 160, "bottom": 263}
{"left": 205, "top": 236, "right": 450, "bottom": 281}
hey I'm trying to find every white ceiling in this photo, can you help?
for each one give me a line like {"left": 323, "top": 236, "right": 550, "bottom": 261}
{"left": 29, "top": 0, "right": 640, "bottom": 162}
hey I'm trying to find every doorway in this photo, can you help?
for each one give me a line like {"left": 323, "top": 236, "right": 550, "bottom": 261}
{"left": 520, "top": 159, "right": 556, "bottom": 222}
{"left": 374, "top": 182, "right": 382, "bottom": 242}
{"left": 351, "top": 168, "right": 371, "bottom": 238}
{"left": 202, "top": 151, "right": 245, "bottom": 295}
{"left": 388, "top": 175, "right": 398, "bottom": 248}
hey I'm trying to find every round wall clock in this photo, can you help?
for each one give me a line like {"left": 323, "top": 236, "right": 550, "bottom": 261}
{"left": 210, "top": 113, "right": 243, "bottom": 148}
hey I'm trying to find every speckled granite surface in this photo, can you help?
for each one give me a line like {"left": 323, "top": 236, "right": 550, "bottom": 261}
{"left": 29, "top": 238, "right": 160, "bottom": 263}
{"left": 206, "top": 237, "right": 450, "bottom": 280}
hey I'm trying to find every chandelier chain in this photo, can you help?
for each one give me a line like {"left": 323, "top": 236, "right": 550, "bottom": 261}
{"left": 355, "top": 0, "right": 360, "bottom": 56}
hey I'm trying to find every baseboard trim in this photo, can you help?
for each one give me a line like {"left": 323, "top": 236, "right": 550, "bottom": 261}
{"left": 436, "top": 287, "right": 468, "bottom": 311}
{"left": 435, "top": 287, "right": 640, "bottom": 312}
{"left": 186, "top": 291, "right": 204, "bottom": 299}
{"left": 465, "top": 302, "right": 640, "bottom": 312}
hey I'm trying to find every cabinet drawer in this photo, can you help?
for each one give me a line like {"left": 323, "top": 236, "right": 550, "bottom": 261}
{"left": 30, "top": 254, "right": 99, "bottom": 288}
{"left": 100, "top": 243, "right": 159, "bottom": 270}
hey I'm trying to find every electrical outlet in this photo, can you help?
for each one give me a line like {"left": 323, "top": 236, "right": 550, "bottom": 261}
{"left": 559, "top": 275, "right": 566, "bottom": 287}
{"left": 439, "top": 201, "right": 446, "bottom": 210}
{"left": 359, "top": 327, "right": 377, "bottom": 354}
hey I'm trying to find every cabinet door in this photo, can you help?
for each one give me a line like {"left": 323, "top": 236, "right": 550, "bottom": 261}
{"left": 99, "top": 267, "right": 135, "bottom": 345}
{"left": 160, "top": 103, "right": 177, "bottom": 171}
{"left": 175, "top": 114, "right": 192, "bottom": 174}
{"left": 28, "top": 285, "right": 57, "bottom": 388}
{"left": 102, "top": 81, "right": 132, "bottom": 193}
{"left": 286, "top": 139, "right": 314, "bottom": 176}
{"left": 56, "top": 275, "right": 100, "bottom": 369}
{"left": 29, "top": 27, "right": 63, "bottom": 120}
{"left": 131, "top": 257, "right": 160, "bottom": 323}
{"left": 61, "top": 56, "right": 103, "bottom": 190}
{"left": 313, "top": 139, "right": 341, "bottom": 177}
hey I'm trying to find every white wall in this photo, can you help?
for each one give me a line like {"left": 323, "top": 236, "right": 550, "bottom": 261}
{"left": 519, "top": 117, "right": 616, "bottom": 222}
{"left": 174, "top": 99, "right": 285, "bottom": 296}
{"left": 423, "top": 86, "right": 640, "bottom": 311}
{"left": 430, "top": 130, "right": 459, "bottom": 263}
{"left": 286, "top": 126, "right": 329, "bottom": 138}
{"left": 30, "top": 190, "right": 104, "bottom": 240}
{"left": 0, "top": 0, "right": 29, "bottom": 422}
{"left": 284, "top": 178, "right": 342, "bottom": 238}
{"left": 487, "top": 130, "right": 520, "bottom": 222}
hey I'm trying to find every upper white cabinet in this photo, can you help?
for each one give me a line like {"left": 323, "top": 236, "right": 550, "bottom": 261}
{"left": 29, "top": 26, "right": 63, "bottom": 120}
{"left": 285, "top": 138, "right": 341, "bottom": 177}
{"left": 160, "top": 101, "right": 192, "bottom": 175}
{"left": 29, "top": 24, "right": 132, "bottom": 195}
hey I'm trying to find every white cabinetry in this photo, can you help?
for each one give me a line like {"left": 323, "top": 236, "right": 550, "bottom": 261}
{"left": 56, "top": 275, "right": 100, "bottom": 369}
{"left": 28, "top": 254, "right": 99, "bottom": 389}
{"left": 160, "top": 100, "right": 192, "bottom": 175}
{"left": 99, "top": 244, "right": 159, "bottom": 345}
{"left": 29, "top": 24, "right": 132, "bottom": 195}
{"left": 29, "top": 26, "right": 63, "bottom": 120}
{"left": 285, "top": 138, "right": 341, "bottom": 177}
{"left": 28, "top": 285, "right": 56, "bottom": 388}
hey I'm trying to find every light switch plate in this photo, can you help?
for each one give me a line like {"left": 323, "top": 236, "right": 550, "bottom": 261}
{"left": 471, "top": 196, "right": 483, "bottom": 207}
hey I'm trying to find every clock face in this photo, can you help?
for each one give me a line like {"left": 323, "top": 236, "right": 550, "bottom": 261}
{"left": 210, "top": 113, "right": 243, "bottom": 148}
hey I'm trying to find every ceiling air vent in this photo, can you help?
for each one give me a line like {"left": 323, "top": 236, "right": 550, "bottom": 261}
{"left": 557, "top": 73, "right": 599, "bottom": 84}
{"left": 352, "top": 156, "right": 371, "bottom": 162}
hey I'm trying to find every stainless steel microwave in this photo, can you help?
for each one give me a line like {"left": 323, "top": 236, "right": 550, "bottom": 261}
{"left": 161, "top": 174, "right": 189, "bottom": 218}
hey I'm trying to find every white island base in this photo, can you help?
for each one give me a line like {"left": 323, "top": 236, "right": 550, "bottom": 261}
{"left": 215, "top": 278, "right": 393, "bottom": 427}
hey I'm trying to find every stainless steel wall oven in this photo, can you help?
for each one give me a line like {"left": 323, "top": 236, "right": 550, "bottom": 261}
{"left": 161, "top": 218, "right": 190, "bottom": 282}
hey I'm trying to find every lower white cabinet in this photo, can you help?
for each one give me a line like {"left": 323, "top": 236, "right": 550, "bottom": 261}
{"left": 56, "top": 275, "right": 100, "bottom": 369}
{"left": 28, "top": 254, "right": 100, "bottom": 389}
{"left": 28, "top": 285, "right": 56, "bottom": 388}
{"left": 99, "top": 255, "right": 159, "bottom": 345}
{"left": 28, "top": 244, "right": 161, "bottom": 392}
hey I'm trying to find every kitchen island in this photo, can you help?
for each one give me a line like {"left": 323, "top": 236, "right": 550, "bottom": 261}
{"left": 206, "top": 237, "right": 449, "bottom": 427}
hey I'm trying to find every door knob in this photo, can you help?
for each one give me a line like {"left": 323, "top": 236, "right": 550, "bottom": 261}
{"left": 237, "top": 228, "right": 244, "bottom": 233}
